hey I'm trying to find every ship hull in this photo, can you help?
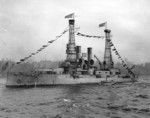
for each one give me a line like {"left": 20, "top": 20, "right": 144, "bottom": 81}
{"left": 6, "top": 74, "right": 135, "bottom": 87}
{"left": 6, "top": 73, "right": 36, "bottom": 87}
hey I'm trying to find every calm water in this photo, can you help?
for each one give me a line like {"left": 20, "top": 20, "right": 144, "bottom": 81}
{"left": 0, "top": 76, "right": 150, "bottom": 118}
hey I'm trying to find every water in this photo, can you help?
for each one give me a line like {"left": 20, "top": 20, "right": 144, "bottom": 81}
{"left": 0, "top": 76, "right": 150, "bottom": 118}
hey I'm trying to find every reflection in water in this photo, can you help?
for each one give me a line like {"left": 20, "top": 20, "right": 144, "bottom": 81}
{"left": 0, "top": 76, "right": 150, "bottom": 118}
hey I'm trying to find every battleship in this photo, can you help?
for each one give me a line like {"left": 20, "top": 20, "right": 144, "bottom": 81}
{"left": 6, "top": 14, "right": 137, "bottom": 87}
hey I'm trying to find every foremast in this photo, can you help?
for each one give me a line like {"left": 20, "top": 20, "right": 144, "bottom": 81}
{"left": 66, "top": 19, "right": 76, "bottom": 62}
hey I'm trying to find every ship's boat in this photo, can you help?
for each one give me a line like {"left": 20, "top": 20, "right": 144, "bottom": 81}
{"left": 6, "top": 15, "right": 137, "bottom": 87}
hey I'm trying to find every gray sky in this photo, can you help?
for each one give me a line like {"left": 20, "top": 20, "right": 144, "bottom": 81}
{"left": 0, "top": 0, "right": 150, "bottom": 64}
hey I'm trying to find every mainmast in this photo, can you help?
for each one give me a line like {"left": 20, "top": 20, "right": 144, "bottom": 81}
{"left": 103, "top": 29, "right": 114, "bottom": 70}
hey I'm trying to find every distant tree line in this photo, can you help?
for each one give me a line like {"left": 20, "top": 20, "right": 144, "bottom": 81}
{"left": 115, "top": 62, "right": 150, "bottom": 75}
{"left": 0, "top": 59, "right": 150, "bottom": 78}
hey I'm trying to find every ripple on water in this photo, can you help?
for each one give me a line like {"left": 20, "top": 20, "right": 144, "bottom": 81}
{"left": 135, "top": 94, "right": 149, "bottom": 99}
{"left": 0, "top": 76, "right": 150, "bottom": 118}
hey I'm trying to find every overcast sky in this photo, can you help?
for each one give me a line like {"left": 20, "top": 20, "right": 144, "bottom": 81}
{"left": 0, "top": 0, "right": 150, "bottom": 64}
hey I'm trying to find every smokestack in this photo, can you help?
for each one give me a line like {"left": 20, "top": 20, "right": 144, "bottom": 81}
{"left": 87, "top": 47, "right": 92, "bottom": 69}
{"left": 76, "top": 46, "right": 81, "bottom": 60}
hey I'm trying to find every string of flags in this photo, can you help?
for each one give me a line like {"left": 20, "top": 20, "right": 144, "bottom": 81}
{"left": 13, "top": 28, "right": 69, "bottom": 66}
{"left": 76, "top": 32, "right": 113, "bottom": 39}
{"left": 76, "top": 32, "right": 105, "bottom": 39}
{"left": 108, "top": 39, "right": 135, "bottom": 78}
